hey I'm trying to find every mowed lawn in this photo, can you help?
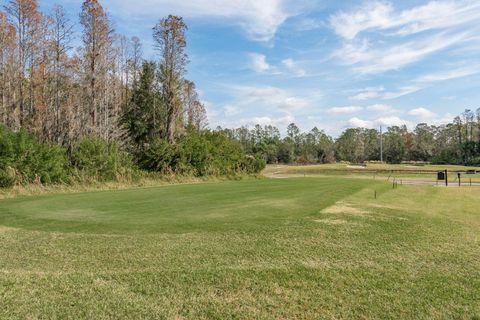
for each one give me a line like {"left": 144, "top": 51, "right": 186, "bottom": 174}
{"left": 0, "top": 178, "right": 479, "bottom": 319}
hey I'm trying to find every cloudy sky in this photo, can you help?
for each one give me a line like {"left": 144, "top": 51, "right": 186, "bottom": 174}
{"left": 41, "top": 0, "right": 480, "bottom": 135}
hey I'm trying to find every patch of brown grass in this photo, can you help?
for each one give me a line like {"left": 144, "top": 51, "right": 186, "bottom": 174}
{"left": 321, "top": 202, "right": 369, "bottom": 216}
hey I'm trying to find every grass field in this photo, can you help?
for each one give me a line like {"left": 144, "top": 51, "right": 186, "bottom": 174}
{"left": 264, "top": 163, "right": 480, "bottom": 184}
{"left": 0, "top": 175, "right": 479, "bottom": 319}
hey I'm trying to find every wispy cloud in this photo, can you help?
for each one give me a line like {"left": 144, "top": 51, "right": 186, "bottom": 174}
{"left": 223, "top": 105, "right": 241, "bottom": 116}
{"left": 366, "top": 104, "right": 396, "bottom": 113}
{"left": 348, "top": 111, "right": 455, "bottom": 130}
{"left": 415, "top": 64, "right": 480, "bottom": 82}
{"left": 383, "top": 86, "right": 423, "bottom": 100}
{"left": 104, "top": 0, "right": 311, "bottom": 42}
{"left": 328, "top": 106, "right": 363, "bottom": 114}
{"left": 376, "top": 63, "right": 480, "bottom": 102}
{"left": 330, "top": 1, "right": 394, "bottom": 40}
{"left": 336, "top": 32, "right": 471, "bottom": 75}
{"left": 282, "top": 58, "right": 306, "bottom": 77}
{"left": 330, "top": 1, "right": 480, "bottom": 75}
{"left": 330, "top": 0, "right": 480, "bottom": 40}
{"left": 349, "top": 86, "right": 385, "bottom": 100}
{"left": 249, "top": 53, "right": 271, "bottom": 73}
{"left": 225, "top": 85, "right": 314, "bottom": 114}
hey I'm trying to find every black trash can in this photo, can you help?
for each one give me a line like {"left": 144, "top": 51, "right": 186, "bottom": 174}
{"left": 437, "top": 171, "right": 445, "bottom": 181}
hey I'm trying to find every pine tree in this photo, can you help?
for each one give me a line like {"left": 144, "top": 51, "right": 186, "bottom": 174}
{"left": 121, "top": 61, "right": 162, "bottom": 149}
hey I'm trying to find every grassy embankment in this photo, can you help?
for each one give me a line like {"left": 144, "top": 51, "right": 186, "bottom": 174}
{"left": 0, "top": 176, "right": 479, "bottom": 319}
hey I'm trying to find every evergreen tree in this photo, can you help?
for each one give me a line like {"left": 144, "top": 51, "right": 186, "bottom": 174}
{"left": 121, "top": 61, "right": 162, "bottom": 149}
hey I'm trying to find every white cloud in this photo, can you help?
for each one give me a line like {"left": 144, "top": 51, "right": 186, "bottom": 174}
{"left": 278, "top": 97, "right": 309, "bottom": 111}
{"left": 348, "top": 116, "right": 412, "bottom": 129}
{"left": 408, "top": 107, "right": 437, "bottom": 119}
{"left": 341, "top": 32, "right": 471, "bottom": 75}
{"left": 430, "top": 113, "right": 455, "bottom": 126}
{"left": 248, "top": 57, "right": 307, "bottom": 76}
{"left": 332, "top": 39, "right": 372, "bottom": 66}
{"left": 282, "top": 58, "right": 306, "bottom": 77}
{"left": 330, "top": 1, "right": 479, "bottom": 74}
{"left": 348, "top": 117, "right": 373, "bottom": 128}
{"left": 330, "top": 0, "right": 480, "bottom": 40}
{"left": 416, "top": 64, "right": 480, "bottom": 82}
{"left": 249, "top": 53, "right": 271, "bottom": 73}
{"left": 328, "top": 106, "right": 363, "bottom": 114}
{"left": 228, "top": 85, "right": 313, "bottom": 113}
{"left": 223, "top": 105, "right": 241, "bottom": 116}
{"left": 366, "top": 104, "right": 395, "bottom": 112}
{"left": 250, "top": 115, "right": 295, "bottom": 127}
{"left": 350, "top": 86, "right": 385, "bottom": 100}
{"left": 377, "top": 116, "right": 412, "bottom": 128}
{"left": 104, "top": 0, "right": 309, "bottom": 42}
{"left": 330, "top": 1, "right": 394, "bottom": 40}
{"left": 250, "top": 86, "right": 279, "bottom": 96}
{"left": 216, "top": 114, "right": 295, "bottom": 129}
{"left": 282, "top": 58, "right": 294, "bottom": 68}
{"left": 383, "top": 86, "right": 423, "bottom": 100}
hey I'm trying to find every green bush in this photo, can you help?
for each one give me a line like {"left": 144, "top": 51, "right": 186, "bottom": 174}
{"left": 465, "top": 157, "right": 480, "bottom": 166}
{"left": 0, "top": 124, "right": 262, "bottom": 189}
{"left": 0, "top": 125, "right": 69, "bottom": 185}
{"left": 0, "top": 169, "right": 15, "bottom": 188}
{"left": 71, "top": 137, "right": 134, "bottom": 181}
{"left": 139, "top": 138, "right": 177, "bottom": 173}
{"left": 431, "top": 148, "right": 461, "bottom": 165}
{"left": 239, "top": 156, "right": 266, "bottom": 174}
{"left": 177, "top": 132, "right": 212, "bottom": 175}
{"left": 202, "top": 131, "right": 244, "bottom": 175}
{"left": 139, "top": 131, "right": 263, "bottom": 176}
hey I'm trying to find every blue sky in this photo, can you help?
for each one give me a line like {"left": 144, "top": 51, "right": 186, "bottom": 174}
{"left": 39, "top": 0, "right": 480, "bottom": 135}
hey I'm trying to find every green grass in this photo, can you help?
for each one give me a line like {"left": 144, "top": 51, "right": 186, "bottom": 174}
{"left": 0, "top": 177, "right": 479, "bottom": 319}
{"left": 265, "top": 163, "right": 480, "bottom": 183}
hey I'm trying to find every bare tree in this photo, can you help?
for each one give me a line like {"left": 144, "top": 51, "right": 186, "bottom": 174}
{"left": 183, "top": 79, "right": 207, "bottom": 131}
{"left": 153, "top": 15, "right": 188, "bottom": 144}
{"left": 0, "top": 11, "right": 16, "bottom": 126}
{"left": 48, "top": 4, "right": 73, "bottom": 142}
{"left": 129, "top": 36, "right": 142, "bottom": 88}
{"left": 5, "top": 0, "right": 42, "bottom": 127}
{"left": 80, "top": 0, "right": 112, "bottom": 137}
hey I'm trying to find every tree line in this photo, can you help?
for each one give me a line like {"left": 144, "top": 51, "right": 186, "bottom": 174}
{"left": 219, "top": 108, "right": 480, "bottom": 166}
{"left": 0, "top": 0, "right": 263, "bottom": 188}
{"left": 1, "top": 0, "right": 478, "bottom": 188}
{"left": 0, "top": 0, "right": 209, "bottom": 145}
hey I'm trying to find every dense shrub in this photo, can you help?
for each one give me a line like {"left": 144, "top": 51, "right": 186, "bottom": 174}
{"left": 239, "top": 155, "right": 266, "bottom": 174}
{"left": 0, "top": 125, "right": 69, "bottom": 185}
{"left": 0, "top": 125, "right": 263, "bottom": 189}
{"left": 0, "top": 169, "right": 16, "bottom": 188}
{"left": 465, "top": 157, "right": 480, "bottom": 166}
{"left": 431, "top": 148, "right": 461, "bottom": 165}
{"left": 139, "top": 131, "right": 265, "bottom": 176}
{"left": 71, "top": 137, "right": 135, "bottom": 181}
{"left": 138, "top": 138, "right": 177, "bottom": 173}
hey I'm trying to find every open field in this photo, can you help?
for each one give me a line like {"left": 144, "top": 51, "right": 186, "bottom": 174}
{"left": 264, "top": 163, "right": 480, "bottom": 185}
{"left": 0, "top": 175, "right": 479, "bottom": 319}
